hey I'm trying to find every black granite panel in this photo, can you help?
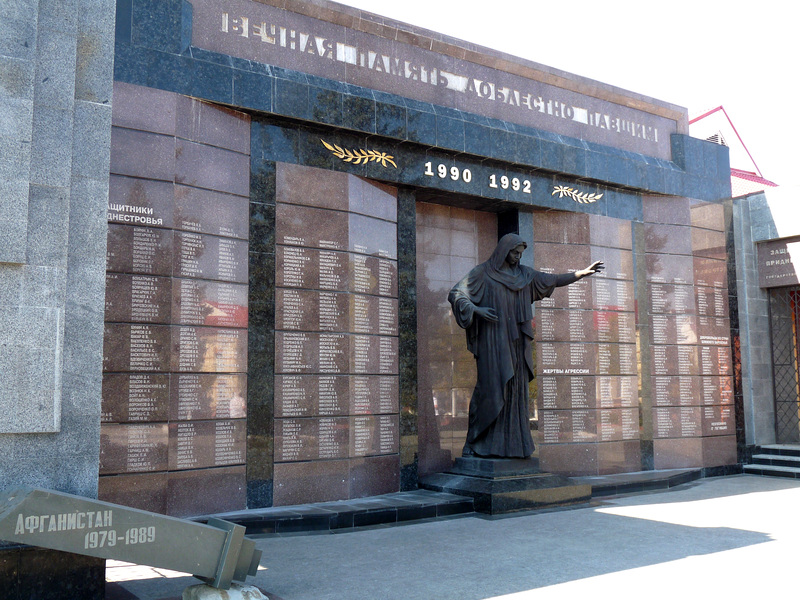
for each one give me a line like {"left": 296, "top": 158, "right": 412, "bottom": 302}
{"left": 10, "top": 548, "right": 105, "bottom": 600}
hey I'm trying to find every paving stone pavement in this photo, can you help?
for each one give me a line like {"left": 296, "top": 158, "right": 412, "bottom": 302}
{"left": 108, "top": 474, "right": 800, "bottom": 600}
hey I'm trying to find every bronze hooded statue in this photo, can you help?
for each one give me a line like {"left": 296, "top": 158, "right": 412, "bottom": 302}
{"left": 448, "top": 233, "right": 603, "bottom": 458}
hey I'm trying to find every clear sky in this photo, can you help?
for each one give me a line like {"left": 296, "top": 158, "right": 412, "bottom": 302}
{"left": 334, "top": 0, "right": 796, "bottom": 189}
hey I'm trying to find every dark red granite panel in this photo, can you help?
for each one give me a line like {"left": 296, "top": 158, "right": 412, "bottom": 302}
{"left": 590, "top": 248, "right": 633, "bottom": 280}
{"left": 348, "top": 175, "right": 398, "bottom": 222}
{"left": 689, "top": 201, "right": 725, "bottom": 231}
{"left": 175, "top": 95, "right": 250, "bottom": 154}
{"left": 275, "top": 375, "right": 350, "bottom": 417}
{"left": 275, "top": 418, "right": 318, "bottom": 462}
{"left": 695, "top": 287, "right": 729, "bottom": 319}
{"left": 174, "top": 139, "right": 250, "bottom": 196}
{"left": 691, "top": 227, "right": 726, "bottom": 261}
{"left": 597, "top": 409, "right": 622, "bottom": 441}
{"left": 172, "top": 279, "right": 248, "bottom": 328}
{"left": 103, "top": 323, "right": 172, "bottom": 372}
{"left": 111, "top": 82, "right": 177, "bottom": 135}
{"left": 349, "top": 213, "right": 397, "bottom": 260}
{"left": 701, "top": 405, "right": 735, "bottom": 437}
{"left": 643, "top": 196, "right": 691, "bottom": 226}
{"left": 692, "top": 257, "right": 727, "bottom": 288}
{"left": 351, "top": 254, "right": 398, "bottom": 297}
{"left": 317, "top": 417, "right": 351, "bottom": 460}
{"left": 588, "top": 214, "right": 633, "bottom": 250}
{"left": 534, "top": 211, "right": 590, "bottom": 244}
{"left": 168, "top": 419, "right": 246, "bottom": 470}
{"left": 107, "top": 224, "right": 173, "bottom": 276}
{"left": 273, "top": 460, "right": 350, "bottom": 506}
{"left": 653, "top": 407, "right": 702, "bottom": 438}
{"left": 592, "top": 278, "right": 635, "bottom": 312}
{"left": 532, "top": 242, "right": 591, "bottom": 276}
{"left": 102, "top": 373, "right": 170, "bottom": 422}
{"left": 597, "top": 440, "right": 642, "bottom": 474}
{"left": 539, "top": 443, "right": 598, "bottom": 476}
{"left": 105, "top": 273, "right": 172, "bottom": 324}
{"left": 349, "top": 455, "right": 400, "bottom": 498}
{"left": 350, "top": 375, "right": 399, "bottom": 415}
{"left": 653, "top": 438, "right": 702, "bottom": 469}
{"left": 652, "top": 375, "right": 702, "bottom": 407}
{"left": 538, "top": 375, "right": 596, "bottom": 410}
{"left": 648, "top": 283, "right": 695, "bottom": 315}
{"left": 276, "top": 245, "right": 317, "bottom": 289}
{"left": 108, "top": 175, "right": 174, "bottom": 229}
{"left": 98, "top": 472, "right": 169, "bottom": 514}
{"left": 650, "top": 314, "right": 698, "bottom": 345}
{"left": 645, "top": 253, "right": 694, "bottom": 285}
{"left": 110, "top": 127, "right": 175, "bottom": 181}
{"left": 166, "top": 466, "right": 246, "bottom": 517}
{"left": 351, "top": 335, "right": 398, "bottom": 374}
{"left": 597, "top": 376, "right": 638, "bottom": 408}
{"left": 701, "top": 376, "right": 734, "bottom": 405}
{"left": 276, "top": 203, "right": 349, "bottom": 251}
{"left": 170, "top": 326, "right": 247, "bottom": 373}
{"left": 174, "top": 231, "right": 248, "bottom": 283}
{"left": 276, "top": 162, "right": 348, "bottom": 211}
{"left": 701, "top": 435, "right": 737, "bottom": 467}
{"left": 174, "top": 185, "right": 249, "bottom": 239}
{"left": 275, "top": 417, "right": 350, "bottom": 462}
{"left": 651, "top": 345, "right": 700, "bottom": 376}
{"left": 276, "top": 332, "right": 318, "bottom": 373}
{"left": 645, "top": 223, "right": 692, "bottom": 256}
{"left": 535, "top": 308, "right": 596, "bottom": 343}
{"left": 349, "top": 414, "right": 399, "bottom": 456}
{"left": 597, "top": 408, "right": 639, "bottom": 442}
{"left": 99, "top": 423, "right": 169, "bottom": 474}
{"left": 699, "top": 344, "right": 732, "bottom": 377}
{"left": 169, "top": 373, "right": 247, "bottom": 420}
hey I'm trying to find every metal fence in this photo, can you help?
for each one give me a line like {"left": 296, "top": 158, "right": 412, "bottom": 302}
{"left": 769, "top": 286, "right": 800, "bottom": 443}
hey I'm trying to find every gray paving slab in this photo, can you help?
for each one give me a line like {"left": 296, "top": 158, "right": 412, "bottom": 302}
{"left": 109, "top": 475, "right": 800, "bottom": 600}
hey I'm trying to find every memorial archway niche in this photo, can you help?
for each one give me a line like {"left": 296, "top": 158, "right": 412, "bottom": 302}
{"left": 415, "top": 202, "right": 497, "bottom": 476}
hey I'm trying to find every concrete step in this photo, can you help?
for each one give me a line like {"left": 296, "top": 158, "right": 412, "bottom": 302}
{"left": 751, "top": 453, "right": 800, "bottom": 468}
{"left": 743, "top": 464, "right": 800, "bottom": 479}
{"left": 199, "top": 489, "right": 475, "bottom": 535}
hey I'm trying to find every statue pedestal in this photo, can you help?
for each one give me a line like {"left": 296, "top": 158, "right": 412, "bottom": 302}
{"left": 419, "top": 457, "right": 591, "bottom": 515}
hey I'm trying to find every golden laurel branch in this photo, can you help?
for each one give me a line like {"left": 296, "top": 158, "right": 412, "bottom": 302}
{"left": 552, "top": 185, "right": 603, "bottom": 204}
{"left": 321, "top": 139, "right": 397, "bottom": 168}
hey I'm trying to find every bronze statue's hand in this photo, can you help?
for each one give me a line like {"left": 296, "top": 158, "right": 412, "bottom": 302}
{"left": 577, "top": 261, "right": 604, "bottom": 278}
{"left": 474, "top": 306, "right": 499, "bottom": 322}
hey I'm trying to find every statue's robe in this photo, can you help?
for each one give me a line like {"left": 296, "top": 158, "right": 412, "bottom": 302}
{"left": 448, "top": 233, "right": 577, "bottom": 458}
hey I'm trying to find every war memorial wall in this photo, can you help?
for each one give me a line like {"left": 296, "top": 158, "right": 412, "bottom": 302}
{"left": 96, "top": 0, "right": 737, "bottom": 515}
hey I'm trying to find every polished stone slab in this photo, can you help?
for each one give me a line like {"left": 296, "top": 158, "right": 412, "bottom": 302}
{"left": 420, "top": 457, "right": 591, "bottom": 515}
